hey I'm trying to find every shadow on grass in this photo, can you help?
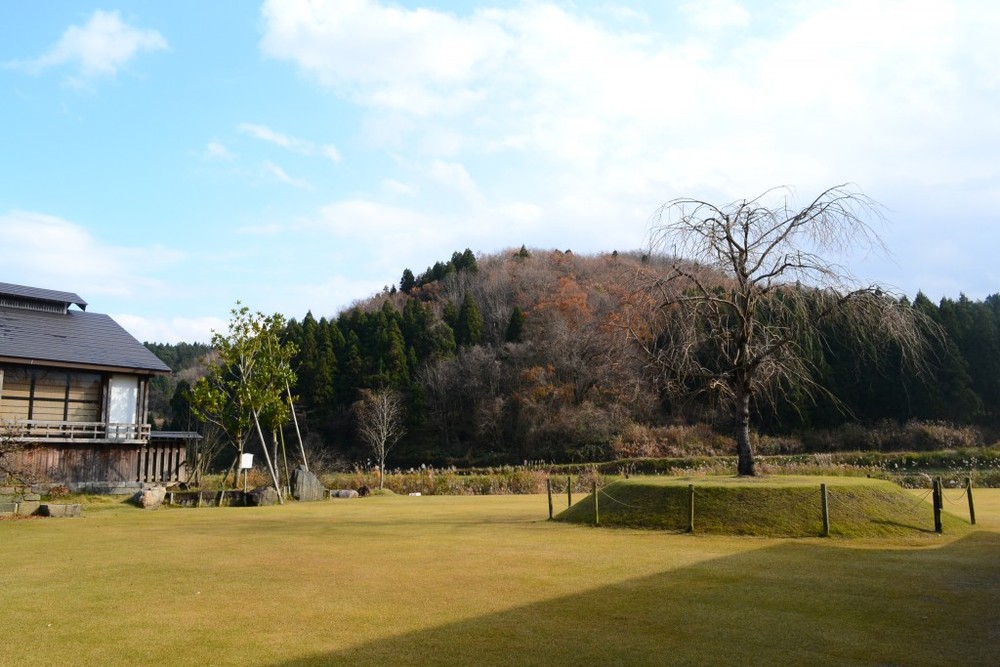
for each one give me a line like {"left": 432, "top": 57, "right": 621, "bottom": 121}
{"left": 869, "top": 518, "right": 936, "bottom": 533}
{"left": 274, "top": 532, "right": 1000, "bottom": 666}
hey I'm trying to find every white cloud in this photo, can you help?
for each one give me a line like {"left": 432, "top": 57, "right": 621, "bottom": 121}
{"left": 262, "top": 160, "right": 313, "bottom": 189}
{"left": 426, "top": 160, "right": 482, "bottom": 205}
{"left": 112, "top": 314, "right": 225, "bottom": 345}
{"left": 257, "top": 0, "right": 1000, "bottom": 301}
{"left": 321, "top": 144, "right": 342, "bottom": 162}
{"left": 382, "top": 178, "right": 418, "bottom": 196}
{"left": 680, "top": 0, "right": 749, "bottom": 31}
{"left": 9, "top": 10, "right": 167, "bottom": 85}
{"left": 0, "top": 210, "right": 179, "bottom": 299}
{"left": 239, "top": 122, "right": 341, "bottom": 161}
{"left": 259, "top": 0, "right": 510, "bottom": 114}
{"left": 204, "top": 141, "right": 236, "bottom": 161}
{"left": 259, "top": 0, "right": 1000, "bottom": 193}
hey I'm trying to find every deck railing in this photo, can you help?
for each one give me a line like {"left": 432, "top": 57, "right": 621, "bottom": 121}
{"left": 6, "top": 420, "right": 151, "bottom": 443}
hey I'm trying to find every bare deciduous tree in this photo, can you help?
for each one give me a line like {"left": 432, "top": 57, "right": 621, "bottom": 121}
{"left": 0, "top": 419, "right": 35, "bottom": 486}
{"left": 630, "top": 185, "right": 935, "bottom": 475}
{"left": 356, "top": 389, "right": 406, "bottom": 489}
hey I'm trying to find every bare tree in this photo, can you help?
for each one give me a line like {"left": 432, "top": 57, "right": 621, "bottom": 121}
{"left": 0, "top": 420, "right": 35, "bottom": 486}
{"left": 355, "top": 389, "right": 406, "bottom": 489}
{"left": 630, "top": 185, "right": 935, "bottom": 476}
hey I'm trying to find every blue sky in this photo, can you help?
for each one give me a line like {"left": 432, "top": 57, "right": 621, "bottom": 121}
{"left": 2, "top": 0, "right": 998, "bottom": 343}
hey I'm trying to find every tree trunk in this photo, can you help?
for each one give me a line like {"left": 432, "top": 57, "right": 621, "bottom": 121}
{"left": 252, "top": 410, "right": 284, "bottom": 504}
{"left": 735, "top": 389, "right": 756, "bottom": 476}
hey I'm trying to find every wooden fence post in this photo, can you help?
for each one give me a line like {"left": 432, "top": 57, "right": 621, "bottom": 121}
{"left": 821, "top": 483, "right": 829, "bottom": 537}
{"left": 933, "top": 478, "right": 943, "bottom": 534}
{"left": 593, "top": 480, "right": 599, "bottom": 526}
{"left": 567, "top": 476, "right": 572, "bottom": 507}
{"left": 966, "top": 477, "right": 976, "bottom": 525}
{"left": 547, "top": 479, "right": 553, "bottom": 520}
{"left": 688, "top": 484, "right": 695, "bottom": 533}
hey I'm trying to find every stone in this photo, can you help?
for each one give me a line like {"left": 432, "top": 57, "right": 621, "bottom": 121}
{"left": 134, "top": 485, "right": 167, "bottom": 509}
{"left": 21, "top": 493, "right": 41, "bottom": 502}
{"left": 329, "top": 489, "right": 359, "bottom": 499}
{"left": 16, "top": 501, "right": 40, "bottom": 516}
{"left": 39, "top": 504, "right": 82, "bottom": 518}
{"left": 291, "top": 466, "right": 325, "bottom": 502}
{"left": 0, "top": 501, "right": 17, "bottom": 516}
{"left": 247, "top": 486, "right": 280, "bottom": 506}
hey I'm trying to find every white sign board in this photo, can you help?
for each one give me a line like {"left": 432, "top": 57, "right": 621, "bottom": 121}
{"left": 240, "top": 453, "right": 254, "bottom": 470}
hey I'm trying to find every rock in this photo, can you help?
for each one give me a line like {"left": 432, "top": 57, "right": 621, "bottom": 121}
{"left": 0, "top": 501, "right": 17, "bottom": 516}
{"left": 247, "top": 486, "right": 280, "bottom": 506}
{"left": 21, "top": 493, "right": 41, "bottom": 502}
{"left": 17, "top": 501, "right": 40, "bottom": 516}
{"left": 291, "top": 466, "right": 325, "bottom": 502}
{"left": 134, "top": 485, "right": 167, "bottom": 509}
{"left": 40, "top": 504, "right": 82, "bottom": 518}
{"left": 329, "top": 489, "right": 359, "bottom": 499}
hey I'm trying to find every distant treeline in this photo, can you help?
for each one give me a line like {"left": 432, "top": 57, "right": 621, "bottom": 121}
{"left": 150, "top": 249, "right": 1000, "bottom": 466}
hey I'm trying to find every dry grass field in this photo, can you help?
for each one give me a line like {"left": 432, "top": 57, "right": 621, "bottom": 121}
{"left": 1, "top": 485, "right": 998, "bottom": 665}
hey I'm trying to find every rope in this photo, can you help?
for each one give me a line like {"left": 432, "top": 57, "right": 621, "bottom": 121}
{"left": 597, "top": 488, "right": 645, "bottom": 510}
{"left": 901, "top": 488, "right": 934, "bottom": 514}
{"left": 941, "top": 486, "right": 968, "bottom": 504}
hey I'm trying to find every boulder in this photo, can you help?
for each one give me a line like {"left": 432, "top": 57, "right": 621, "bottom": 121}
{"left": 329, "top": 489, "right": 359, "bottom": 499}
{"left": 134, "top": 485, "right": 167, "bottom": 509}
{"left": 16, "top": 501, "right": 40, "bottom": 516}
{"left": 247, "top": 486, "right": 280, "bottom": 506}
{"left": 291, "top": 466, "right": 325, "bottom": 502}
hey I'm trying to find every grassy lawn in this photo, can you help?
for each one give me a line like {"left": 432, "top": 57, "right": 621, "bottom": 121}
{"left": 1, "top": 486, "right": 998, "bottom": 666}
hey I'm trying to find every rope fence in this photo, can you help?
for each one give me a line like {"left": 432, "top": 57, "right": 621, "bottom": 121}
{"left": 546, "top": 475, "right": 979, "bottom": 534}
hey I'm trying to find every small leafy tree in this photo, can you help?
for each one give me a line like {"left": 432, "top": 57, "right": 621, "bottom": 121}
{"left": 632, "top": 185, "right": 935, "bottom": 475}
{"left": 191, "top": 303, "right": 298, "bottom": 500}
{"left": 355, "top": 389, "right": 405, "bottom": 490}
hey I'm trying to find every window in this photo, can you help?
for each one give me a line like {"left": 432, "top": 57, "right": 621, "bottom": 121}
{"left": 0, "top": 366, "right": 101, "bottom": 422}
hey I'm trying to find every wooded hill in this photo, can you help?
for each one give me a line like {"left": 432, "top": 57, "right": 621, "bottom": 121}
{"left": 153, "top": 247, "right": 1000, "bottom": 467}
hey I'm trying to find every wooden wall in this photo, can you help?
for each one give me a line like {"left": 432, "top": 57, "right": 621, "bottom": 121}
{"left": 10, "top": 443, "right": 188, "bottom": 485}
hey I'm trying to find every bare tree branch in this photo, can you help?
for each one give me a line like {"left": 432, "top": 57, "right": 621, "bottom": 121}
{"left": 630, "top": 185, "right": 936, "bottom": 475}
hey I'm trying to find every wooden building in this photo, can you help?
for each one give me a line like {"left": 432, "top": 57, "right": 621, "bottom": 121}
{"left": 0, "top": 282, "right": 184, "bottom": 490}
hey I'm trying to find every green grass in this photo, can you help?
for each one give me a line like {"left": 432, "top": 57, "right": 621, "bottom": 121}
{"left": 1, "top": 487, "right": 997, "bottom": 665}
{"left": 556, "top": 475, "right": 972, "bottom": 537}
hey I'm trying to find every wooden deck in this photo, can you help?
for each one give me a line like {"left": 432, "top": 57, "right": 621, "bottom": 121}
{"left": 8, "top": 420, "right": 151, "bottom": 443}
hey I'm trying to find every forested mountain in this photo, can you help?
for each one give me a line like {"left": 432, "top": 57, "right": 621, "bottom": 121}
{"left": 150, "top": 248, "right": 1000, "bottom": 466}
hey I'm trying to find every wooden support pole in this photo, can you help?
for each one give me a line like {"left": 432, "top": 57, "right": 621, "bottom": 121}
{"left": 933, "top": 478, "right": 943, "bottom": 534}
{"left": 567, "top": 476, "right": 572, "bottom": 507}
{"left": 547, "top": 478, "right": 553, "bottom": 520}
{"left": 966, "top": 477, "right": 976, "bottom": 525}
{"left": 688, "top": 484, "right": 695, "bottom": 533}
{"left": 593, "top": 480, "right": 599, "bottom": 526}
{"left": 821, "top": 483, "right": 830, "bottom": 537}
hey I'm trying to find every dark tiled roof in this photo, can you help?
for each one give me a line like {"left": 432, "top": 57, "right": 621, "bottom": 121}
{"left": 0, "top": 306, "right": 171, "bottom": 373}
{"left": 0, "top": 282, "right": 88, "bottom": 310}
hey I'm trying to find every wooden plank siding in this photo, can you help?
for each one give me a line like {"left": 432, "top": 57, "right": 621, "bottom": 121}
{"left": 10, "top": 442, "right": 188, "bottom": 485}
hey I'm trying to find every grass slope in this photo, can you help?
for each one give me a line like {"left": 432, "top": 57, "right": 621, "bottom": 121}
{"left": 555, "top": 475, "right": 972, "bottom": 537}
{"left": 1, "top": 490, "right": 997, "bottom": 665}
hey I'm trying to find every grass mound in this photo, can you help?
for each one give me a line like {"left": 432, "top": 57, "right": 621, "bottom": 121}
{"left": 554, "top": 475, "right": 972, "bottom": 537}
